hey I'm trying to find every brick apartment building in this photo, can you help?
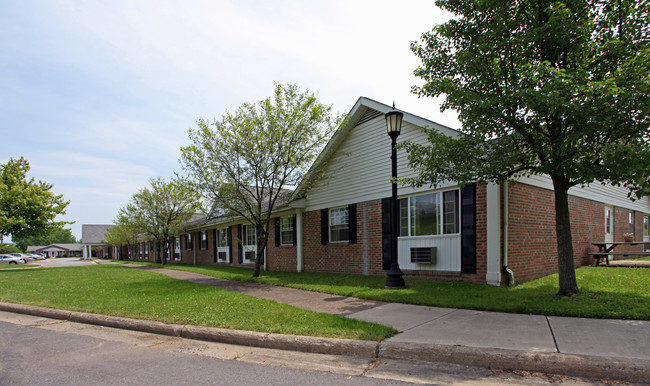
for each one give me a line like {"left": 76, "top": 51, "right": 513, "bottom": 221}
{"left": 113, "top": 98, "right": 650, "bottom": 286}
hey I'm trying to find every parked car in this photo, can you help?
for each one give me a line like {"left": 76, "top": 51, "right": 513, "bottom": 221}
{"left": 0, "top": 254, "right": 26, "bottom": 265}
{"left": 28, "top": 253, "right": 46, "bottom": 260}
{"left": 8, "top": 253, "right": 33, "bottom": 263}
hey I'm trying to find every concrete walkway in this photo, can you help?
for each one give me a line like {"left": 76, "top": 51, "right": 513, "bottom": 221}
{"left": 3, "top": 261, "right": 648, "bottom": 382}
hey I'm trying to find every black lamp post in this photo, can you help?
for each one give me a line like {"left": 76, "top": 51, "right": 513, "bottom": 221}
{"left": 385, "top": 103, "right": 405, "bottom": 289}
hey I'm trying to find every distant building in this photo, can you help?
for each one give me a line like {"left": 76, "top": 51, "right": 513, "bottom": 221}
{"left": 27, "top": 243, "right": 82, "bottom": 257}
{"left": 81, "top": 224, "right": 113, "bottom": 259}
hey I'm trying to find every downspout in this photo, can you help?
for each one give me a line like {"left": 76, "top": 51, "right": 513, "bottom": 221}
{"left": 503, "top": 182, "right": 514, "bottom": 286}
{"left": 296, "top": 209, "right": 303, "bottom": 272}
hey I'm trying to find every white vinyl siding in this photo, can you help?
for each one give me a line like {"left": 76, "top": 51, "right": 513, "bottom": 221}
{"left": 304, "top": 110, "right": 458, "bottom": 211}
{"left": 517, "top": 174, "right": 650, "bottom": 213}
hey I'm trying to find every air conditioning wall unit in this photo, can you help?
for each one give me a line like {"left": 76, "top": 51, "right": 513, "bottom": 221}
{"left": 410, "top": 247, "right": 437, "bottom": 264}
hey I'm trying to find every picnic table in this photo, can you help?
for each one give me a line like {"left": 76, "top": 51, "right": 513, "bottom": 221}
{"left": 590, "top": 241, "right": 650, "bottom": 266}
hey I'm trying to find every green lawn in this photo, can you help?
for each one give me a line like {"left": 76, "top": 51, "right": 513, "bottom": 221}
{"left": 0, "top": 265, "right": 395, "bottom": 341}
{"left": 0, "top": 264, "right": 38, "bottom": 269}
{"left": 127, "top": 261, "right": 650, "bottom": 320}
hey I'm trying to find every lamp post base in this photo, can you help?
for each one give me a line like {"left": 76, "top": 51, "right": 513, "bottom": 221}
{"left": 385, "top": 264, "right": 405, "bottom": 289}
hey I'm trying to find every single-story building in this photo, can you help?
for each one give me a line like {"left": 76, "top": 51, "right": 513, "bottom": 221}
{"left": 27, "top": 243, "right": 83, "bottom": 257}
{"left": 81, "top": 224, "right": 113, "bottom": 259}
{"left": 118, "top": 97, "right": 650, "bottom": 285}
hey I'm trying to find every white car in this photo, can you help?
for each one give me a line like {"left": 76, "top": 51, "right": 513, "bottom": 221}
{"left": 28, "top": 253, "right": 46, "bottom": 260}
{"left": 8, "top": 253, "right": 33, "bottom": 263}
{"left": 0, "top": 254, "right": 26, "bottom": 265}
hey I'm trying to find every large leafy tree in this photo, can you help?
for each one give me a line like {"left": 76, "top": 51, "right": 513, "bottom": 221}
{"left": 180, "top": 82, "right": 342, "bottom": 277}
{"left": 404, "top": 0, "right": 650, "bottom": 295}
{"left": 0, "top": 157, "right": 70, "bottom": 243}
{"left": 103, "top": 210, "right": 140, "bottom": 261}
{"left": 125, "top": 178, "right": 200, "bottom": 264}
{"left": 13, "top": 227, "right": 77, "bottom": 251}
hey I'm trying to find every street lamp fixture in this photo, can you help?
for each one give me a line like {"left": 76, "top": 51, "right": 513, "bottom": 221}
{"left": 385, "top": 102, "right": 405, "bottom": 289}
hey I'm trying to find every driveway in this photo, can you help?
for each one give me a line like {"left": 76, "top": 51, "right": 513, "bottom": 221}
{"left": 34, "top": 257, "right": 97, "bottom": 268}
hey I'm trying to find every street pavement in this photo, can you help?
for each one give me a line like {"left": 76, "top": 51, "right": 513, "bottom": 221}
{"left": 3, "top": 260, "right": 649, "bottom": 383}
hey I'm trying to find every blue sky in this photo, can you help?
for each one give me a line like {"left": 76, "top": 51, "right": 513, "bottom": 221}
{"left": 1, "top": 0, "right": 458, "bottom": 241}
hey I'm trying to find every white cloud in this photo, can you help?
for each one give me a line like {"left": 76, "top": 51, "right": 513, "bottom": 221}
{"left": 2, "top": 0, "right": 460, "bottom": 239}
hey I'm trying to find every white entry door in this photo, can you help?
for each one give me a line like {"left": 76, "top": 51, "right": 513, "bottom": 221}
{"left": 643, "top": 216, "right": 650, "bottom": 251}
{"left": 604, "top": 206, "right": 614, "bottom": 244}
{"left": 216, "top": 228, "right": 229, "bottom": 262}
{"left": 604, "top": 206, "right": 614, "bottom": 262}
{"left": 242, "top": 224, "right": 257, "bottom": 263}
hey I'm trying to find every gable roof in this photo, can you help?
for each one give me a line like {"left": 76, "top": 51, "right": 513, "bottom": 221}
{"left": 82, "top": 224, "right": 113, "bottom": 244}
{"left": 290, "top": 97, "right": 459, "bottom": 201}
{"left": 27, "top": 244, "right": 83, "bottom": 252}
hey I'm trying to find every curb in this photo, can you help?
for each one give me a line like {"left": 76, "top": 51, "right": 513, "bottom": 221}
{"left": 1, "top": 302, "right": 648, "bottom": 383}
{"left": 380, "top": 342, "right": 650, "bottom": 383}
{"left": 0, "top": 302, "right": 376, "bottom": 358}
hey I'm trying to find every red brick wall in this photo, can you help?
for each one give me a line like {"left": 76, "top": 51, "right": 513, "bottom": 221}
{"left": 506, "top": 183, "right": 609, "bottom": 283}
{"left": 194, "top": 230, "right": 213, "bottom": 265}
{"left": 302, "top": 200, "right": 384, "bottom": 275}
{"left": 266, "top": 218, "right": 298, "bottom": 271}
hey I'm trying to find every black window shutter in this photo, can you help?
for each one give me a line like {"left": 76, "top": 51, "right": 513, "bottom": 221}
{"left": 320, "top": 208, "right": 329, "bottom": 245}
{"left": 381, "top": 197, "right": 392, "bottom": 270}
{"left": 348, "top": 203, "right": 357, "bottom": 244}
{"left": 227, "top": 226, "right": 233, "bottom": 264}
{"left": 292, "top": 214, "right": 297, "bottom": 246}
{"left": 213, "top": 229, "right": 217, "bottom": 263}
{"left": 237, "top": 224, "right": 243, "bottom": 264}
{"left": 274, "top": 217, "right": 280, "bottom": 246}
{"left": 461, "top": 184, "right": 477, "bottom": 274}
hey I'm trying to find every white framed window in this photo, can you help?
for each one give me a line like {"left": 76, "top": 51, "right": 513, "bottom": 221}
{"left": 629, "top": 211, "right": 635, "bottom": 234}
{"left": 200, "top": 230, "right": 208, "bottom": 250}
{"left": 280, "top": 216, "right": 294, "bottom": 245}
{"left": 399, "top": 189, "right": 460, "bottom": 237}
{"left": 243, "top": 224, "right": 256, "bottom": 246}
{"left": 330, "top": 207, "right": 349, "bottom": 242}
{"left": 217, "top": 228, "right": 228, "bottom": 247}
{"left": 644, "top": 215, "right": 649, "bottom": 237}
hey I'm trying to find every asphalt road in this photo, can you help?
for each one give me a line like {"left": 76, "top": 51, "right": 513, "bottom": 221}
{"left": 0, "top": 312, "right": 604, "bottom": 385}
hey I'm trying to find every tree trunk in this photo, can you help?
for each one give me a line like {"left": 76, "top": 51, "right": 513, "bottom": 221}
{"left": 551, "top": 175, "right": 579, "bottom": 296}
{"left": 253, "top": 224, "right": 267, "bottom": 277}
{"left": 161, "top": 239, "right": 168, "bottom": 265}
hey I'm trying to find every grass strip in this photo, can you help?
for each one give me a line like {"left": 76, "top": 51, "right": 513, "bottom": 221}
{"left": 0, "top": 265, "right": 396, "bottom": 341}
{"left": 126, "top": 262, "right": 650, "bottom": 320}
{"left": 0, "top": 264, "right": 39, "bottom": 269}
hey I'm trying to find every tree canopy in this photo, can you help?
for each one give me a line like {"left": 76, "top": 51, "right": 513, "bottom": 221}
{"left": 403, "top": 0, "right": 650, "bottom": 295}
{"left": 0, "top": 157, "right": 70, "bottom": 243}
{"left": 103, "top": 210, "right": 140, "bottom": 261}
{"left": 180, "top": 82, "right": 342, "bottom": 277}
{"left": 120, "top": 178, "right": 201, "bottom": 264}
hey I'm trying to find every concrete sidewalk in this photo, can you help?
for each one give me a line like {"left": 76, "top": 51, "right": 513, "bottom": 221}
{"left": 120, "top": 264, "right": 650, "bottom": 382}
{"left": 4, "top": 261, "right": 649, "bottom": 382}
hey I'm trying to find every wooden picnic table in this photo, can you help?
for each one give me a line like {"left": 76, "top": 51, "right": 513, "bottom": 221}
{"left": 590, "top": 241, "right": 650, "bottom": 266}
